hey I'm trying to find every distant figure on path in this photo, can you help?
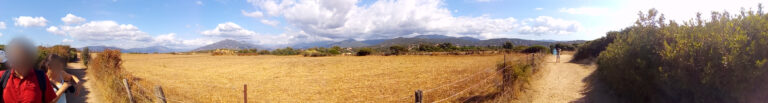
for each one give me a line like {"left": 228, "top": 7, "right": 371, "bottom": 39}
{"left": 40, "top": 54, "right": 82, "bottom": 103}
{"left": 556, "top": 48, "right": 561, "bottom": 63}
{"left": 553, "top": 48, "right": 559, "bottom": 63}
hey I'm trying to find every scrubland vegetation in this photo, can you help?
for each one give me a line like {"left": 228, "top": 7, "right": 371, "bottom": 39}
{"left": 575, "top": 5, "right": 768, "bottom": 102}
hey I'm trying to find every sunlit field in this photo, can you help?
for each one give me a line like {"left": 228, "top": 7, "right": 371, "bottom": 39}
{"left": 121, "top": 54, "right": 514, "bottom": 102}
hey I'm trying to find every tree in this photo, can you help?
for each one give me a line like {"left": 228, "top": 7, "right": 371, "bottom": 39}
{"left": 522, "top": 45, "right": 548, "bottom": 53}
{"left": 82, "top": 47, "right": 90, "bottom": 67}
{"left": 418, "top": 44, "right": 438, "bottom": 52}
{"left": 356, "top": 48, "right": 373, "bottom": 56}
{"left": 438, "top": 43, "right": 457, "bottom": 51}
{"left": 389, "top": 45, "right": 407, "bottom": 55}
{"left": 503, "top": 42, "right": 514, "bottom": 49}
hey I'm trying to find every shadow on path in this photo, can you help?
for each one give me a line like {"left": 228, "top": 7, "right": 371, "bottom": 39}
{"left": 65, "top": 66, "right": 90, "bottom": 103}
{"left": 569, "top": 66, "right": 622, "bottom": 103}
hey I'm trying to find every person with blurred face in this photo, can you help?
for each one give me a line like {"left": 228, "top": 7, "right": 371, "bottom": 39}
{"left": 40, "top": 54, "right": 82, "bottom": 103}
{"left": 0, "top": 37, "right": 57, "bottom": 103}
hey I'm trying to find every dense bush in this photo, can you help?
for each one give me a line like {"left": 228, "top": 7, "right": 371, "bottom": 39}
{"left": 257, "top": 50, "right": 270, "bottom": 55}
{"left": 302, "top": 50, "right": 331, "bottom": 57}
{"left": 271, "top": 47, "right": 300, "bottom": 55}
{"left": 388, "top": 45, "right": 406, "bottom": 55}
{"left": 502, "top": 42, "right": 514, "bottom": 50}
{"left": 211, "top": 49, "right": 236, "bottom": 56}
{"left": 86, "top": 49, "right": 131, "bottom": 102}
{"left": 356, "top": 48, "right": 373, "bottom": 56}
{"left": 237, "top": 49, "right": 259, "bottom": 53}
{"left": 549, "top": 43, "right": 577, "bottom": 51}
{"left": 571, "top": 32, "right": 617, "bottom": 62}
{"left": 521, "top": 45, "right": 549, "bottom": 53}
{"left": 417, "top": 44, "right": 440, "bottom": 52}
{"left": 597, "top": 7, "right": 768, "bottom": 102}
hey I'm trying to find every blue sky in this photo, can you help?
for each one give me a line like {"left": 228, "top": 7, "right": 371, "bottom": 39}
{"left": 0, "top": 0, "right": 765, "bottom": 49}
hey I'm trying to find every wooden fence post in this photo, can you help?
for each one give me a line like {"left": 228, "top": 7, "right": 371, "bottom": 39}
{"left": 414, "top": 90, "right": 423, "bottom": 103}
{"left": 244, "top": 84, "right": 248, "bottom": 103}
{"left": 531, "top": 53, "right": 536, "bottom": 72}
{"left": 155, "top": 86, "right": 167, "bottom": 103}
{"left": 122, "top": 79, "right": 134, "bottom": 103}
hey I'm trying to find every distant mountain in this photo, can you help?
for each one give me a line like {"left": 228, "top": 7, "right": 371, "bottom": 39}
{"left": 192, "top": 39, "right": 262, "bottom": 51}
{"left": 412, "top": 35, "right": 454, "bottom": 39}
{"left": 372, "top": 35, "right": 585, "bottom": 47}
{"left": 360, "top": 39, "right": 388, "bottom": 45}
{"left": 290, "top": 41, "right": 334, "bottom": 49}
{"left": 81, "top": 46, "right": 124, "bottom": 52}
{"left": 284, "top": 34, "right": 586, "bottom": 49}
{"left": 327, "top": 39, "right": 370, "bottom": 47}
{"left": 124, "top": 46, "right": 180, "bottom": 53}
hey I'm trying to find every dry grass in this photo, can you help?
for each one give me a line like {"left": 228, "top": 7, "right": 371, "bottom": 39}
{"left": 120, "top": 53, "right": 535, "bottom": 102}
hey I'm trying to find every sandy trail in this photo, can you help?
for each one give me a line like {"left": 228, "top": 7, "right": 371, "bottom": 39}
{"left": 65, "top": 61, "right": 102, "bottom": 103}
{"left": 527, "top": 54, "right": 598, "bottom": 103}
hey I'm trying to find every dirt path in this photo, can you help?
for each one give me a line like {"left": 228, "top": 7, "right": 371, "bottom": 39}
{"left": 527, "top": 54, "right": 600, "bottom": 103}
{"left": 65, "top": 61, "right": 102, "bottom": 103}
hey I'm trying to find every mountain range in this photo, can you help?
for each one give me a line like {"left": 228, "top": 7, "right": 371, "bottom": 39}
{"left": 80, "top": 35, "right": 586, "bottom": 53}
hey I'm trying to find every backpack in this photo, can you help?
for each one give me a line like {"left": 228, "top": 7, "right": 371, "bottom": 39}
{"left": 0, "top": 69, "right": 48, "bottom": 103}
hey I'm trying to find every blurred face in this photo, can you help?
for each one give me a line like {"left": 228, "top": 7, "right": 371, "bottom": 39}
{"left": 8, "top": 46, "right": 32, "bottom": 70}
{"left": 47, "top": 59, "right": 64, "bottom": 71}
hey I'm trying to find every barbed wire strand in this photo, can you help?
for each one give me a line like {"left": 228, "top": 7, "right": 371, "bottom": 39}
{"left": 127, "top": 80, "right": 190, "bottom": 103}
{"left": 431, "top": 71, "right": 500, "bottom": 103}
{"left": 423, "top": 67, "right": 495, "bottom": 93}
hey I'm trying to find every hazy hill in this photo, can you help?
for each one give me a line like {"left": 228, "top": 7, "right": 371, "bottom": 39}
{"left": 82, "top": 46, "right": 124, "bottom": 52}
{"left": 192, "top": 39, "right": 261, "bottom": 51}
{"left": 124, "top": 46, "right": 180, "bottom": 53}
{"left": 327, "top": 39, "right": 371, "bottom": 47}
{"left": 286, "top": 34, "right": 586, "bottom": 49}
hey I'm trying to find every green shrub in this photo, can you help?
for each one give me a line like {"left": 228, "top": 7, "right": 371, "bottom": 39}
{"left": 271, "top": 47, "right": 299, "bottom": 55}
{"left": 572, "top": 32, "right": 617, "bottom": 62}
{"left": 521, "top": 45, "right": 548, "bottom": 53}
{"left": 388, "top": 45, "right": 406, "bottom": 55}
{"left": 356, "top": 48, "right": 373, "bottom": 56}
{"left": 257, "top": 50, "right": 270, "bottom": 55}
{"left": 82, "top": 47, "right": 90, "bottom": 67}
{"left": 596, "top": 7, "right": 768, "bottom": 102}
{"left": 502, "top": 42, "right": 514, "bottom": 50}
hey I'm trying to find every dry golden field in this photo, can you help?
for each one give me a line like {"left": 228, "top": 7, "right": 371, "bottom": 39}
{"left": 121, "top": 54, "right": 520, "bottom": 102}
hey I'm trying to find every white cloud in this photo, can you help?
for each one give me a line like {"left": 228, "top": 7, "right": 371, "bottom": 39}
{"left": 260, "top": 19, "right": 279, "bottom": 26}
{"left": 14, "top": 16, "right": 47, "bottom": 27}
{"left": 0, "top": 22, "right": 5, "bottom": 29}
{"left": 47, "top": 20, "right": 219, "bottom": 49}
{"left": 241, "top": 10, "right": 264, "bottom": 18}
{"left": 535, "top": 8, "right": 543, "bottom": 10}
{"left": 62, "top": 39, "right": 74, "bottom": 43}
{"left": 0, "top": 32, "right": 3, "bottom": 37}
{"left": 201, "top": 22, "right": 258, "bottom": 39}
{"left": 61, "top": 14, "right": 86, "bottom": 24}
{"left": 559, "top": 7, "right": 611, "bottom": 16}
{"left": 196, "top": 1, "right": 203, "bottom": 5}
{"left": 46, "top": 26, "right": 65, "bottom": 35}
{"left": 46, "top": 21, "right": 151, "bottom": 43}
{"left": 518, "top": 16, "right": 581, "bottom": 35}
{"left": 244, "top": 0, "right": 578, "bottom": 41}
